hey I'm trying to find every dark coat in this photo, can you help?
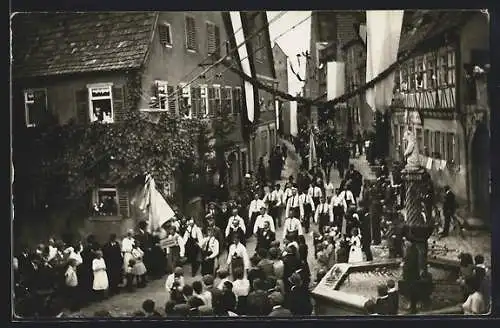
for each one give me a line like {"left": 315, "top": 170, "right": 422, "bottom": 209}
{"left": 286, "top": 286, "right": 312, "bottom": 315}
{"left": 246, "top": 290, "right": 271, "bottom": 315}
{"left": 443, "top": 191, "right": 456, "bottom": 214}
{"left": 256, "top": 230, "right": 275, "bottom": 251}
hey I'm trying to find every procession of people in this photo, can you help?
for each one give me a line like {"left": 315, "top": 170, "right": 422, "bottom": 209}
{"left": 13, "top": 136, "right": 490, "bottom": 317}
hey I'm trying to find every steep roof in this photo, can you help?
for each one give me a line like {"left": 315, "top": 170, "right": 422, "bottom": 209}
{"left": 399, "top": 10, "right": 476, "bottom": 55}
{"left": 12, "top": 12, "right": 158, "bottom": 79}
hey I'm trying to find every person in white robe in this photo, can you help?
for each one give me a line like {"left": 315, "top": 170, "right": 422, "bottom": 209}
{"left": 348, "top": 228, "right": 364, "bottom": 263}
{"left": 248, "top": 193, "right": 265, "bottom": 238}
{"left": 92, "top": 250, "right": 109, "bottom": 298}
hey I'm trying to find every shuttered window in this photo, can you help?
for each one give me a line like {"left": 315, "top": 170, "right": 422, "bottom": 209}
{"left": 207, "top": 86, "right": 215, "bottom": 117}
{"left": 75, "top": 88, "right": 89, "bottom": 124}
{"left": 185, "top": 16, "right": 197, "bottom": 51}
{"left": 159, "top": 23, "right": 172, "bottom": 47}
{"left": 112, "top": 86, "right": 126, "bottom": 123}
{"left": 191, "top": 86, "right": 202, "bottom": 118}
{"left": 206, "top": 22, "right": 220, "bottom": 57}
{"left": 423, "top": 129, "right": 430, "bottom": 156}
{"left": 24, "top": 89, "right": 48, "bottom": 127}
{"left": 167, "top": 85, "right": 176, "bottom": 113}
{"left": 178, "top": 83, "right": 192, "bottom": 117}
{"left": 118, "top": 189, "right": 130, "bottom": 217}
{"left": 222, "top": 86, "right": 232, "bottom": 114}
{"left": 200, "top": 85, "right": 208, "bottom": 117}
{"left": 232, "top": 87, "right": 242, "bottom": 115}
{"left": 148, "top": 80, "right": 168, "bottom": 110}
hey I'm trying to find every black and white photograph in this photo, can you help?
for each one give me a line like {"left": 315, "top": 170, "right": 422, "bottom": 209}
{"left": 11, "top": 10, "right": 492, "bottom": 318}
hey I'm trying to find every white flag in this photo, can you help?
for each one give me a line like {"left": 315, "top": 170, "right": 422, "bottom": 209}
{"left": 147, "top": 177, "right": 176, "bottom": 233}
{"left": 290, "top": 101, "right": 298, "bottom": 137}
{"left": 365, "top": 10, "right": 404, "bottom": 114}
{"left": 275, "top": 100, "right": 280, "bottom": 130}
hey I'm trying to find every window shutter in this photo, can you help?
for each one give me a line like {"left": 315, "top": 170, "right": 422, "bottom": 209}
{"left": 112, "top": 86, "right": 126, "bottom": 123}
{"left": 118, "top": 188, "right": 130, "bottom": 217}
{"left": 186, "top": 16, "right": 197, "bottom": 50}
{"left": 207, "top": 22, "right": 216, "bottom": 54}
{"left": 167, "top": 85, "right": 176, "bottom": 113}
{"left": 75, "top": 89, "right": 89, "bottom": 124}
{"left": 150, "top": 83, "right": 159, "bottom": 109}
{"left": 214, "top": 25, "right": 221, "bottom": 57}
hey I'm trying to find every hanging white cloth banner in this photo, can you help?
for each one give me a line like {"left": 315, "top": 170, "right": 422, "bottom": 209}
{"left": 365, "top": 10, "right": 404, "bottom": 114}
{"left": 290, "top": 101, "right": 298, "bottom": 137}
{"left": 327, "top": 61, "right": 345, "bottom": 101}
{"left": 230, "top": 11, "right": 256, "bottom": 123}
{"left": 275, "top": 100, "right": 280, "bottom": 130}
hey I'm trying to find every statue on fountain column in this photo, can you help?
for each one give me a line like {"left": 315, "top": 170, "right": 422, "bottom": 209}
{"left": 403, "top": 129, "right": 421, "bottom": 170}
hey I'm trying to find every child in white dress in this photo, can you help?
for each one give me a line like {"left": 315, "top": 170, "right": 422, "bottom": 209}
{"left": 348, "top": 228, "right": 364, "bottom": 263}
{"left": 92, "top": 250, "right": 109, "bottom": 300}
{"left": 132, "top": 244, "right": 148, "bottom": 288}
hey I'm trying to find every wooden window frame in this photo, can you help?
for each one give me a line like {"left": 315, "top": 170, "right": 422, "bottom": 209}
{"left": 143, "top": 80, "right": 169, "bottom": 112}
{"left": 424, "top": 52, "right": 436, "bottom": 90}
{"left": 200, "top": 84, "right": 208, "bottom": 117}
{"left": 159, "top": 22, "right": 173, "bottom": 48}
{"left": 23, "top": 88, "right": 48, "bottom": 127}
{"left": 446, "top": 49, "right": 456, "bottom": 86}
{"left": 213, "top": 84, "right": 221, "bottom": 114}
{"left": 87, "top": 83, "right": 114, "bottom": 123}
{"left": 92, "top": 186, "right": 119, "bottom": 217}
{"left": 437, "top": 49, "right": 448, "bottom": 88}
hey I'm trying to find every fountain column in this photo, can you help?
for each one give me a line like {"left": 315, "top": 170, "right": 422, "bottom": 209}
{"left": 399, "top": 128, "right": 435, "bottom": 313}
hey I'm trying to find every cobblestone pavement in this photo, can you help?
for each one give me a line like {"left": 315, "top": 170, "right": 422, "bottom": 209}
{"left": 67, "top": 144, "right": 490, "bottom": 317}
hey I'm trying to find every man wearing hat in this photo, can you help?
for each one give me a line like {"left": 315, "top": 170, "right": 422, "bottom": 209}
{"left": 248, "top": 193, "right": 265, "bottom": 239}
{"left": 182, "top": 218, "right": 203, "bottom": 277}
{"left": 225, "top": 208, "right": 246, "bottom": 248}
{"left": 285, "top": 272, "right": 313, "bottom": 315}
{"left": 200, "top": 227, "right": 220, "bottom": 276}
{"left": 205, "top": 202, "right": 218, "bottom": 222}
{"left": 216, "top": 202, "right": 230, "bottom": 232}
{"left": 135, "top": 220, "right": 153, "bottom": 279}
{"left": 285, "top": 186, "right": 304, "bottom": 220}
{"left": 267, "top": 183, "right": 284, "bottom": 228}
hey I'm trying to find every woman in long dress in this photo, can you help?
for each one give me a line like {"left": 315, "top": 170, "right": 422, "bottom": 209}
{"left": 92, "top": 250, "right": 109, "bottom": 300}
{"left": 348, "top": 228, "right": 364, "bottom": 263}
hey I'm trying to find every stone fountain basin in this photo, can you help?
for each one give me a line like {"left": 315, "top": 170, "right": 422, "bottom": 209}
{"left": 311, "top": 258, "right": 464, "bottom": 315}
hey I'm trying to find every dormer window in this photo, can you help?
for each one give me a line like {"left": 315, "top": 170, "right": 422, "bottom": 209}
{"left": 158, "top": 23, "right": 172, "bottom": 47}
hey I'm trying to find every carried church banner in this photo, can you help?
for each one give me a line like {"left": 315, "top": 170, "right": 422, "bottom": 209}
{"left": 327, "top": 61, "right": 345, "bottom": 101}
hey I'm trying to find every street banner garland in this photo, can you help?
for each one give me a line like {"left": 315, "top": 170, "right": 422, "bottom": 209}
{"left": 365, "top": 10, "right": 404, "bottom": 114}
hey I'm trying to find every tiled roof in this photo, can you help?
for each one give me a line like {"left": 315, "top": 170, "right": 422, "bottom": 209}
{"left": 399, "top": 10, "right": 475, "bottom": 54}
{"left": 12, "top": 12, "right": 158, "bottom": 78}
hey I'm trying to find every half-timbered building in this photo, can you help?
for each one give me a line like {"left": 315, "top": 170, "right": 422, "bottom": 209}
{"left": 390, "top": 10, "right": 489, "bottom": 220}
